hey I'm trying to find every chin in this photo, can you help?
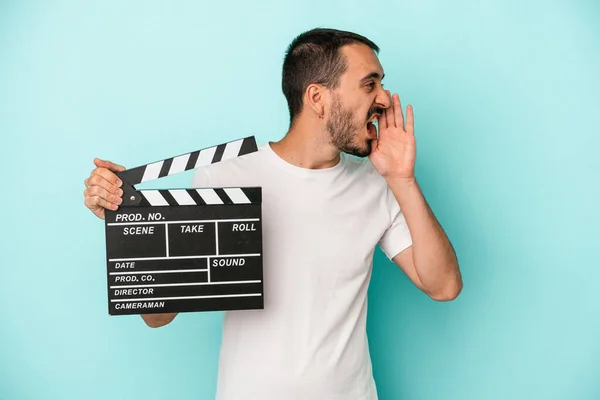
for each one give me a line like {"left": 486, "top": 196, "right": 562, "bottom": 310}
{"left": 341, "top": 140, "right": 372, "bottom": 158}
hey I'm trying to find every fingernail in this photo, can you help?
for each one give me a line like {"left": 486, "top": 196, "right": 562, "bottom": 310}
{"left": 116, "top": 188, "right": 123, "bottom": 196}
{"left": 116, "top": 179, "right": 122, "bottom": 186}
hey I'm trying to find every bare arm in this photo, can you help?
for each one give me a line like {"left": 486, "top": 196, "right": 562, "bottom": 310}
{"left": 84, "top": 158, "right": 179, "bottom": 327}
{"left": 387, "top": 177, "right": 462, "bottom": 301}
{"left": 369, "top": 91, "right": 462, "bottom": 301}
{"left": 141, "top": 313, "right": 178, "bottom": 328}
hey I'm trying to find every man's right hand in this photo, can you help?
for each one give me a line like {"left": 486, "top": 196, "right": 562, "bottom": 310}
{"left": 84, "top": 158, "right": 178, "bottom": 327}
{"left": 84, "top": 158, "right": 126, "bottom": 220}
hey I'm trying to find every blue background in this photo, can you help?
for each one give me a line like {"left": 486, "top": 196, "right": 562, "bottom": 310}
{"left": 1, "top": 1, "right": 599, "bottom": 399}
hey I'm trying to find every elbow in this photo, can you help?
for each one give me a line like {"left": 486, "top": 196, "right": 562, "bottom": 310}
{"left": 143, "top": 319, "right": 168, "bottom": 328}
{"left": 429, "top": 276, "right": 463, "bottom": 302}
{"left": 141, "top": 314, "right": 176, "bottom": 328}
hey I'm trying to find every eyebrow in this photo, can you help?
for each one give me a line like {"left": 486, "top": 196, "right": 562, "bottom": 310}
{"left": 360, "top": 71, "right": 385, "bottom": 82}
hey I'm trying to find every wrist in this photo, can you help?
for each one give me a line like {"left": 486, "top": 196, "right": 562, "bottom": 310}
{"left": 385, "top": 176, "right": 419, "bottom": 205}
{"left": 385, "top": 175, "right": 417, "bottom": 188}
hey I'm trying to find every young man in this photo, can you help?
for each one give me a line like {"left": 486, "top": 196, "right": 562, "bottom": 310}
{"left": 84, "top": 28, "right": 462, "bottom": 400}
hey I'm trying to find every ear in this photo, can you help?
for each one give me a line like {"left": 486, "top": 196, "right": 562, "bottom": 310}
{"left": 305, "top": 83, "right": 326, "bottom": 119}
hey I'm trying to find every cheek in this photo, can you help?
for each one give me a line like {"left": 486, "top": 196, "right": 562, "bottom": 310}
{"left": 357, "top": 105, "right": 371, "bottom": 124}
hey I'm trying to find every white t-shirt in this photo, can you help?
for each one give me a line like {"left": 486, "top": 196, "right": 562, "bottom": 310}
{"left": 191, "top": 142, "right": 412, "bottom": 400}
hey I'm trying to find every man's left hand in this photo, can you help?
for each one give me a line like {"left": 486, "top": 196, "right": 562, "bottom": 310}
{"left": 369, "top": 91, "right": 416, "bottom": 181}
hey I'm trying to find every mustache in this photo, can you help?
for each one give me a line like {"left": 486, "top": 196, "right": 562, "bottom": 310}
{"left": 367, "top": 107, "right": 384, "bottom": 121}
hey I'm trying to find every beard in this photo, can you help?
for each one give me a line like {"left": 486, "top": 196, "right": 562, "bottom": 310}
{"left": 326, "top": 95, "right": 381, "bottom": 158}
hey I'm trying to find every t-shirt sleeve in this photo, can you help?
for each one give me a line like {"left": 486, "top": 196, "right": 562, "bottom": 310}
{"left": 378, "top": 185, "right": 413, "bottom": 260}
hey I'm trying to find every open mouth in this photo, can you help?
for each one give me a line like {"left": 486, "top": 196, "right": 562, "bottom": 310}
{"left": 366, "top": 114, "right": 379, "bottom": 140}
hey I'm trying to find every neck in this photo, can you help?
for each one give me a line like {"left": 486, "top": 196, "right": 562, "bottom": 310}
{"left": 269, "top": 117, "right": 340, "bottom": 169}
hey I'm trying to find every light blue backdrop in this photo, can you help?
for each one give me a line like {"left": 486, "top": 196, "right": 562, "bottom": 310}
{"left": 1, "top": 1, "right": 599, "bottom": 399}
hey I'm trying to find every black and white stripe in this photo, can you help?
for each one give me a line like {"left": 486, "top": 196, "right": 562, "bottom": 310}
{"left": 118, "top": 136, "right": 258, "bottom": 186}
{"left": 138, "top": 187, "right": 261, "bottom": 206}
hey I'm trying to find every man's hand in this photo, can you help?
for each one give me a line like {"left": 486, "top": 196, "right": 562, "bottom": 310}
{"left": 83, "top": 158, "right": 180, "bottom": 326}
{"left": 369, "top": 92, "right": 462, "bottom": 300}
{"left": 84, "top": 158, "right": 126, "bottom": 219}
{"left": 369, "top": 91, "right": 416, "bottom": 181}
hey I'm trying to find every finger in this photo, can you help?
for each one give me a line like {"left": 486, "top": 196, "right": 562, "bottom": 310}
{"left": 385, "top": 90, "right": 395, "bottom": 127}
{"left": 394, "top": 94, "right": 405, "bottom": 130}
{"left": 91, "top": 167, "right": 123, "bottom": 189}
{"left": 88, "top": 173, "right": 123, "bottom": 196}
{"left": 406, "top": 104, "right": 414, "bottom": 136}
{"left": 85, "top": 194, "right": 118, "bottom": 211}
{"left": 368, "top": 138, "right": 379, "bottom": 159}
{"left": 94, "top": 158, "right": 126, "bottom": 173}
{"left": 371, "top": 138, "right": 378, "bottom": 149}
{"left": 85, "top": 185, "right": 123, "bottom": 207}
{"left": 378, "top": 109, "right": 387, "bottom": 130}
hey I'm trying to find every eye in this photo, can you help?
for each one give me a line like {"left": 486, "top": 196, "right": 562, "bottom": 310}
{"left": 366, "top": 81, "right": 383, "bottom": 92}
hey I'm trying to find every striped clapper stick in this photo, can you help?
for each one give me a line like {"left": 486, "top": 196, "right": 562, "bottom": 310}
{"left": 103, "top": 136, "right": 263, "bottom": 316}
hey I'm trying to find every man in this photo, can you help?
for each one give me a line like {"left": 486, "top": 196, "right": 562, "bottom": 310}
{"left": 84, "top": 28, "right": 462, "bottom": 399}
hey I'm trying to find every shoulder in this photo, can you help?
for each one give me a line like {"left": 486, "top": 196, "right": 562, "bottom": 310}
{"left": 341, "top": 152, "right": 386, "bottom": 185}
{"left": 212, "top": 143, "right": 269, "bottom": 172}
{"left": 340, "top": 153, "right": 398, "bottom": 212}
{"left": 191, "top": 142, "right": 269, "bottom": 187}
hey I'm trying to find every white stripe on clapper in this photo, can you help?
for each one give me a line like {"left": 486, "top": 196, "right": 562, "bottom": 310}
{"left": 223, "top": 188, "right": 251, "bottom": 204}
{"left": 207, "top": 258, "right": 211, "bottom": 282}
{"left": 165, "top": 222, "right": 169, "bottom": 257}
{"left": 169, "top": 189, "right": 196, "bottom": 205}
{"left": 110, "top": 280, "right": 261, "bottom": 289}
{"left": 196, "top": 188, "right": 223, "bottom": 204}
{"left": 215, "top": 223, "right": 219, "bottom": 255}
{"left": 195, "top": 146, "right": 217, "bottom": 168}
{"left": 143, "top": 190, "right": 169, "bottom": 206}
{"left": 107, "top": 218, "right": 259, "bottom": 226}
{"left": 110, "top": 269, "right": 207, "bottom": 275}
{"left": 168, "top": 154, "right": 190, "bottom": 175}
{"left": 111, "top": 293, "right": 262, "bottom": 302}
{"left": 221, "top": 139, "right": 243, "bottom": 160}
{"left": 141, "top": 161, "right": 164, "bottom": 183}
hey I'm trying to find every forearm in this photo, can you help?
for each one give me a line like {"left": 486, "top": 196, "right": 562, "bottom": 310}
{"left": 387, "top": 177, "right": 462, "bottom": 298}
{"left": 141, "top": 313, "right": 178, "bottom": 328}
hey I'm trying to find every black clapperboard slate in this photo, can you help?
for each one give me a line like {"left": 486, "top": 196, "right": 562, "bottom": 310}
{"left": 104, "top": 136, "right": 263, "bottom": 316}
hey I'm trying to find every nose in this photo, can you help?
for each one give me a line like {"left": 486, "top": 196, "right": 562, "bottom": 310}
{"left": 375, "top": 87, "right": 392, "bottom": 109}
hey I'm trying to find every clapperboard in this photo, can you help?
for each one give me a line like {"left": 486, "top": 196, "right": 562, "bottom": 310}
{"left": 103, "top": 136, "right": 263, "bottom": 316}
